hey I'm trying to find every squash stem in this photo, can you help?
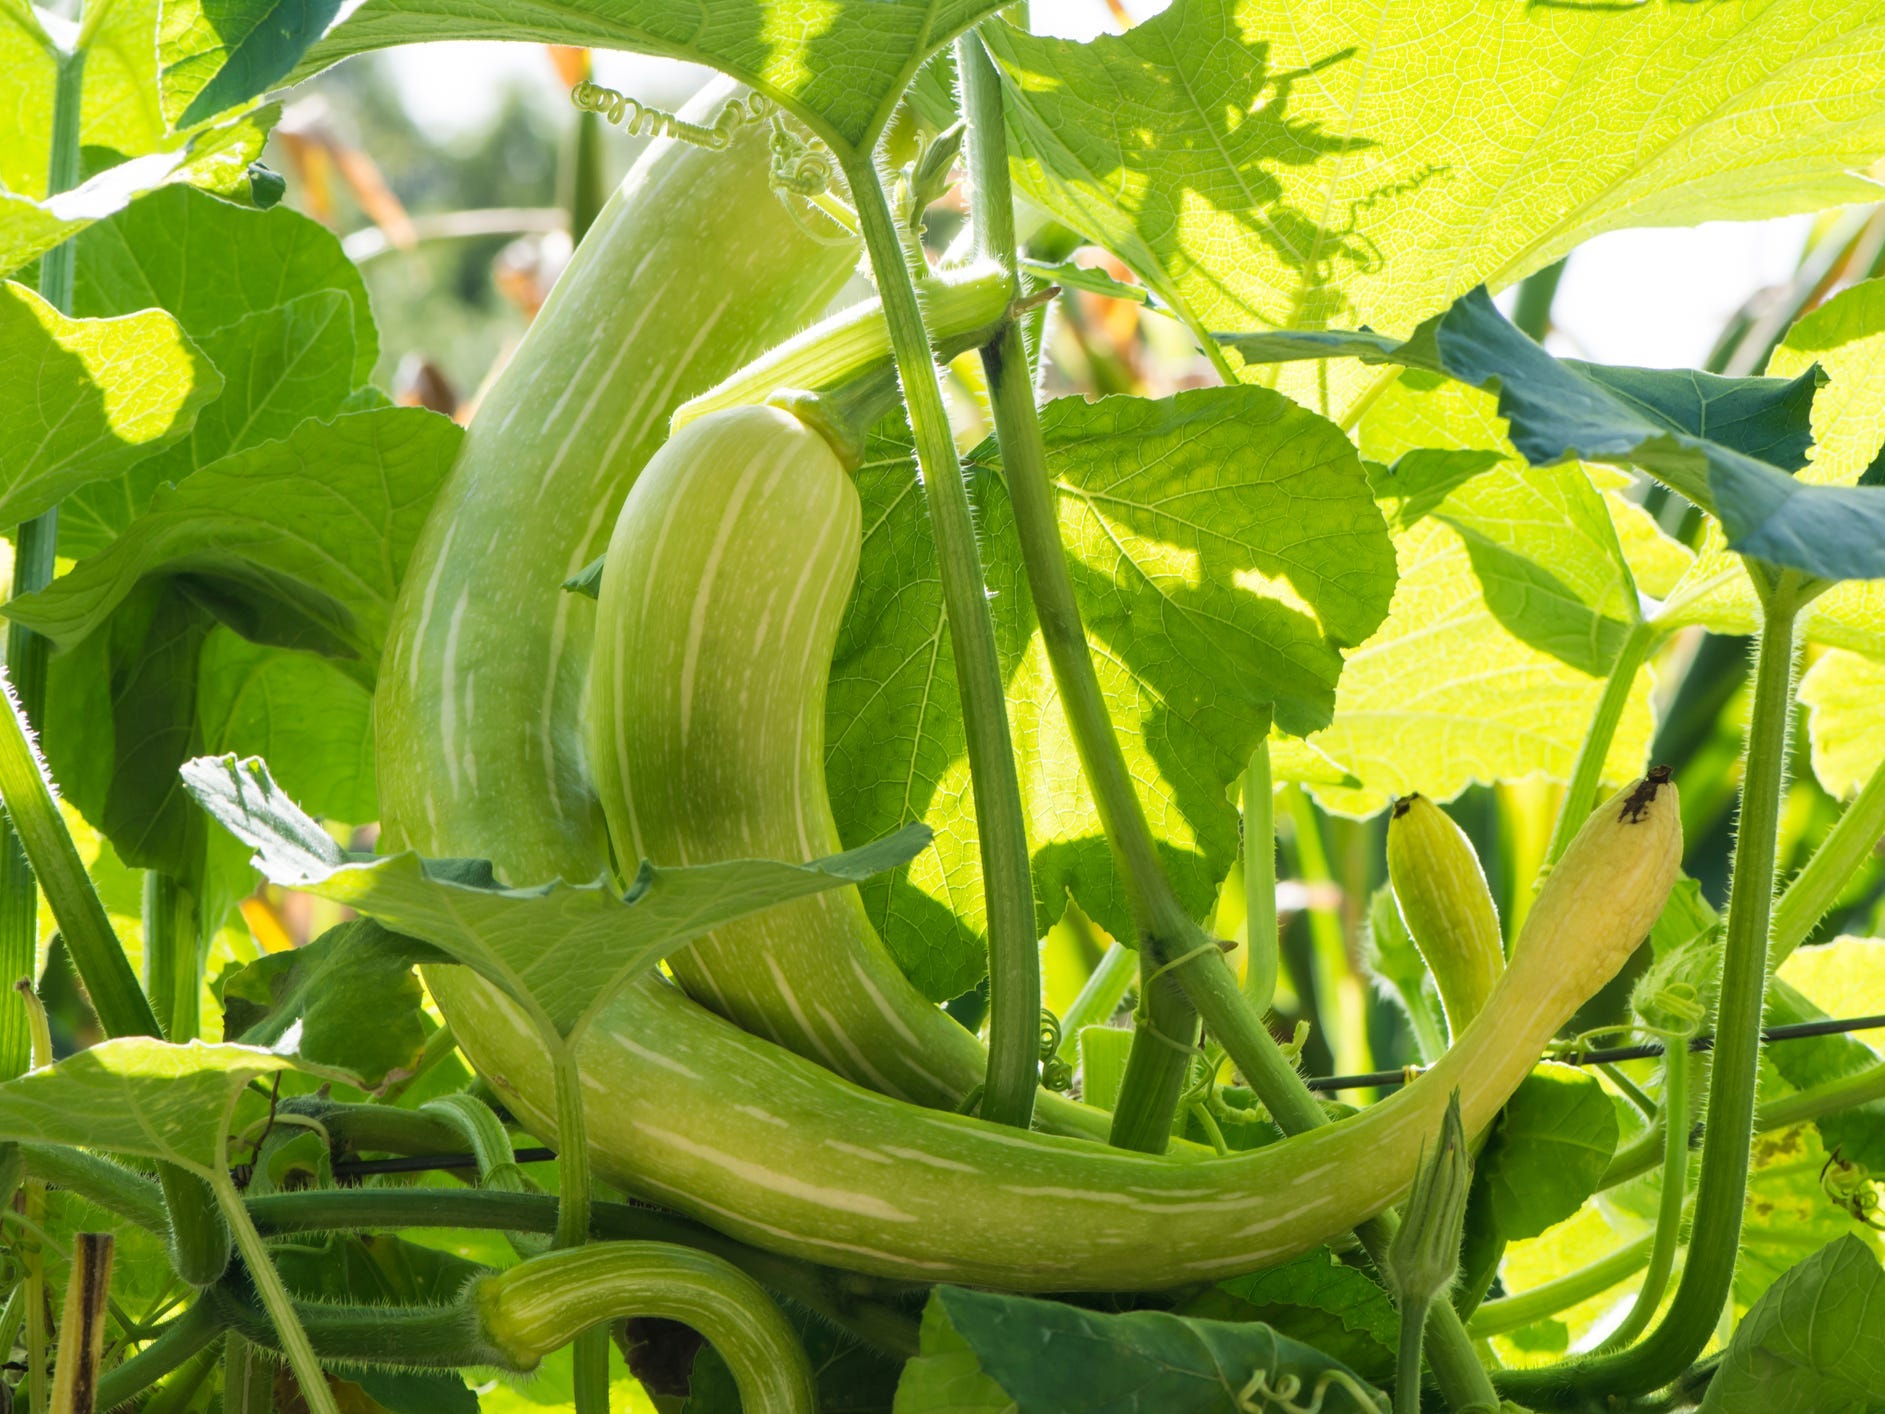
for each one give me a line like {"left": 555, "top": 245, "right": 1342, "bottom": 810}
{"left": 841, "top": 134, "right": 1039, "bottom": 1132}
{"left": 1469, "top": 1235, "right": 1655, "bottom": 1338}
{"left": 1771, "top": 749, "right": 1885, "bottom": 963}
{"left": 93, "top": 1300, "right": 226, "bottom": 1411}
{"left": 0, "top": 43, "right": 85, "bottom": 1081}
{"left": 1600, "top": 1041, "right": 1691, "bottom": 1351}
{"left": 1242, "top": 739, "right": 1279, "bottom": 1013}
{"left": 1502, "top": 573, "right": 1805, "bottom": 1405}
{"left": 1542, "top": 618, "right": 1657, "bottom": 873}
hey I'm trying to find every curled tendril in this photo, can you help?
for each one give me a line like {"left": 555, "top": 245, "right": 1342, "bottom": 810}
{"left": 1042, "top": 1057, "right": 1075, "bottom": 1093}
{"left": 766, "top": 118, "right": 836, "bottom": 196}
{"left": 1039, "top": 1008, "right": 1064, "bottom": 1061}
{"left": 570, "top": 81, "right": 771, "bottom": 149}
{"left": 1238, "top": 1366, "right": 1389, "bottom": 1413}
{"left": 1820, "top": 1148, "right": 1885, "bottom": 1230}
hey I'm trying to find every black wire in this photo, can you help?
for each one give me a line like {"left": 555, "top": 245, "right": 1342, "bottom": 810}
{"left": 319, "top": 1014, "right": 1885, "bottom": 1175}
{"left": 1303, "top": 1012, "right": 1885, "bottom": 1093}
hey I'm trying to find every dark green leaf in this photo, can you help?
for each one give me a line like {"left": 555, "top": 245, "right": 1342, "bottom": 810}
{"left": 1702, "top": 1236, "right": 1885, "bottom": 1413}
{"left": 1174, "top": 1248, "right": 1397, "bottom": 1381}
{"left": 99, "top": 582, "right": 210, "bottom": 873}
{"left": 161, "top": 0, "right": 348, "bottom": 127}
{"left": 221, "top": 919, "right": 436, "bottom": 1088}
{"left": 895, "top": 1286, "right": 1385, "bottom": 1414}
{"left": 1476, "top": 1064, "right": 1619, "bottom": 1242}
{"left": 7, "top": 407, "right": 462, "bottom": 681}
{"left": 182, "top": 753, "right": 934, "bottom": 1039}
{"left": 1224, "top": 288, "right": 1885, "bottom": 583}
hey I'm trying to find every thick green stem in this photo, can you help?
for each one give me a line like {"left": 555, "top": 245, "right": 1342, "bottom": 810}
{"left": 0, "top": 45, "right": 86, "bottom": 1082}
{"left": 20, "top": 1144, "right": 167, "bottom": 1231}
{"left": 208, "top": 1164, "right": 339, "bottom": 1414}
{"left": 1771, "top": 750, "right": 1885, "bottom": 963}
{"left": 1056, "top": 941, "right": 1135, "bottom": 1060}
{"left": 1543, "top": 620, "right": 1656, "bottom": 871}
{"left": 841, "top": 142, "right": 1038, "bottom": 1131}
{"left": 1243, "top": 740, "right": 1279, "bottom": 1012}
{"left": 220, "top": 1334, "right": 274, "bottom": 1414}
{"left": 1600, "top": 1043, "right": 1690, "bottom": 1351}
{"left": 1510, "top": 258, "right": 1568, "bottom": 341}
{"left": 1502, "top": 577, "right": 1803, "bottom": 1405}
{"left": 1395, "top": 1298, "right": 1428, "bottom": 1414}
{"left": 93, "top": 1300, "right": 226, "bottom": 1411}
{"left": 143, "top": 871, "right": 199, "bottom": 1041}
{"left": 478, "top": 1244, "right": 814, "bottom": 1414}
{"left": 1469, "top": 1235, "right": 1654, "bottom": 1338}
{"left": 549, "top": 1044, "right": 592, "bottom": 1253}
{"left": 0, "top": 668, "right": 158, "bottom": 1040}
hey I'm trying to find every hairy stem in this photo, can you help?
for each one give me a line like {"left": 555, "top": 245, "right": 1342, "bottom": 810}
{"left": 93, "top": 1301, "right": 226, "bottom": 1411}
{"left": 211, "top": 1161, "right": 340, "bottom": 1414}
{"left": 1502, "top": 575, "right": 1803, "bottom": 1405}
{"left": 1544, "top": 619, "right": 1656, "bottom": 871}
{"left": 1394, "top": 1297, "right": 1428, "bottom": 1414}
{"left": 842, "top": 133, "right": 1038, "bottom": 1131}
{"left": 1057, "top": 941, "right": 1135, "bottom": 1060}
{"left": 479, "top": 1245, "right": 815, "bottom": 1414}
{"left": 1771, "top": 750, "right": 1885, "bottom": 963}
{"left": 1600, "top": 1042, "right": 1691, "bottom": 1351}
{"left": 0, "top": 44, "right": 84, "bottom": 1081}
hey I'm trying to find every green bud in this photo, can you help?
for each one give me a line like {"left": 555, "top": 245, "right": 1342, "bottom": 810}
{"left": 1388, "top": 1089, "right": 1473, "bottom": 1309}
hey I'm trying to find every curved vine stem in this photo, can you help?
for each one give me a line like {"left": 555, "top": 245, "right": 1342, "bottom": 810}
{"left": 951, "top": 28, "right": 1494, "bottom": 1410}
{"left": 1542, "top": 618, "right": 1657, "bottom": 873}
{"left": 1599, "top": 1039, "right": 1692, "bottom": 1351}
{"left": 1771, "top": 749, "right": 1885, "bottom": 963}
{"left": 1501, "top": 571, "right": 1809, "bottom": 1406}
{"left": 839, "top": 134, "right": 1039, "bottom": 1132}
{"left": 479, "top": 1244, "right": 814, "bottom": 1414}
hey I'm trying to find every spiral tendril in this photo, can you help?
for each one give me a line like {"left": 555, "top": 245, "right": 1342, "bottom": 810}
{"left": 570, "top": 81, "right": 772, "bottom": 149}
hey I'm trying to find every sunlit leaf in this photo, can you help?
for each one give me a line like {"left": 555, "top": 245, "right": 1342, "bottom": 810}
{"left": 1477, "top": 1065, "right": 1620, "bottom": 1244}
{"left": 160, "top": 0, "right": 347, "bottom": 126}
{"left": 829, "top": 391, "right": 1394, "bottom": 996}
{"left": 183, "top": 753, "right": 933, "bottom": 1039}
{"left": 0, "top": 280, "right": 220, "bottom": 529}
{"left": 985, "top": 1, "right": 1885, "bottom": 381}
{"left": 1704, "top": 1236, "right": 1885, "bottom": 1413}
{"left": 292, "top": 0, "right": 1009, "bottom": 154}
{"left": 1800, "top": 648, "right": 1885, "bottom": 799}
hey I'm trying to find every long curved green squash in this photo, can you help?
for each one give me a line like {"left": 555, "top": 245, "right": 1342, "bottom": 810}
{"left": 438, "top": 767, "right": 1678, "bottom": 1290}
{"left": 375, "top": 82, "right": 856, "bottom": 883}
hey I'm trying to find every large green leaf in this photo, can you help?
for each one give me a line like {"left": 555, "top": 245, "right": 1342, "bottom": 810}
{"left": 1275, "top": 376, "right": 1655, "bottom": 814}
{"left": 183, "top": 753, "right": 934, "bottom": 1039}
{"left": 220, "top": 919, "right": 434, "bottom": 1089}
{"left": 1661, "top": 278, "right": 1885, "bottom": 655}
{"left": 0, "top": 279, "right": 220, "bottom": 530}
{"left": 1226, "top": 287, "right": 1885, "bottom": 584}
{"left": 0, "top": 107, "right": 275, "bottom": 278}
{"left": 5, "top": 407, "right": 460, "bottom": 680}
{"left": 1173, "top": 1247, "right": 1398, "bottom": 1382}
{"left": 160, "top": 0, "right": 347, "bottom": 126}
{"left": 1703, "top": 1236, "right": 1885, "bottom": 1413}
{"left": 984, "top": 0, "right": 1885, "bottom": 351}
{"left": 292, "top": 0, "right": 1006, "bottom": 155}
{"left": 1476, "top": 1065, "right": 1620, "bottom": 1244}
{"left": 0, "top": 1037, "right": 348, "bottom": 1176}
{"left": 1769, "top": 943, "right": 1885, "bottom": 1172}
{"left": 828, "top": 390, "right": 1394, "bottom": 997}
{"left": 894, "top": 1286, "right": 1385, "bottom": 1414}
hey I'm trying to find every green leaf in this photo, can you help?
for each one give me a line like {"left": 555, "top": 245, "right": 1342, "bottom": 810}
{"left": 99, "top": 582, "right": 211, "bottom": 873}
{"left": 1769, "top": 946, "right": 1885, "bottom": 1172}
{"left": 77, "top": 184, "right": 377, "bottom": 385}
{"left": 181, "top": 753, "right": 934, "bottom": 1040}
{"left": 220, "top": 919, "right": 434, "bottom": 1089}
{"left": 0, "top": 108, "right": 275, "bottom": 277}
{"left": 1802, "top": 650, "right": 1885, "bottom": 803}
{"left": 160, "top": 0, "right": 347, "bottom": 127}
{"left": 1476, "top": 1065, "right": 1620, "bottom": 1243}
{"left": 0, "top": 279, "right": 220, "bottom": 529}
{"left": 0, "top": 1037, "right": 349, "bottom": 1175}
{"left": 1282, "top": 375, "right": 1655, "bottom": 814}
{"left": 5, "top": 407, "right": 461, "bottom": 680}
{"left": 984, "top": 2, "right": 1885, "bottom": 357}
{"left": 895, "top": 1286, "right": 1385, "bottom": 1414}
{"left": 1229, "top": 287, "right": 1885, "bottom": 584}
{"left": 1174, "top": 1247, "right": 1398, "bottom": 1382}
{"left": 1664, "top": 279, "right": 1885, "bottom": 661}
{"left": 684, "top": 1307, "right": 906, "bottom": 1414}
{"left": 1703, "top": 1236, "right": 1885, "bottom": 1413}
{"left": 829, "top": 390, "right": 1393, "bottom": 996}
{"left": 292, "top": 0, "right": 1008, "bottom": 155}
